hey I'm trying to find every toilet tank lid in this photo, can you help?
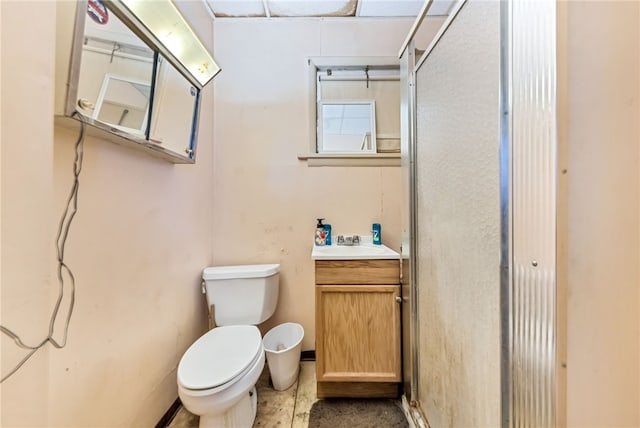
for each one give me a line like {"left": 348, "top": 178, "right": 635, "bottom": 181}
{"left": 203, "top": 263, "right": 280, "bottom": 280}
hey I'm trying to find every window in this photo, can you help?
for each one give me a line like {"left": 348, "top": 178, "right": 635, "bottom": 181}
{"left": 300, "top": 57, "right": 401, "bottom": 166}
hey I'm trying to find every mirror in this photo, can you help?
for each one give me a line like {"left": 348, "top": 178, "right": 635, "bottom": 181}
{"left": 62, "top": 0, "right": 213, "bottom": 163}
{"left": 149, "top": 58, "right": 200, "bottom": 156}
{"left": 318, "top": 100, "right": 377, "bottom": 154}
{"left": 76, "top": 5, "right": 155, "bottom": 129}
{"left": 93, "top": 74, "right": 150, "bottom": 135}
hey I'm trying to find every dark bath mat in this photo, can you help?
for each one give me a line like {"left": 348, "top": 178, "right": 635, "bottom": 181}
{"left": 308, "top": 398, "right": 409, "bottom": 428}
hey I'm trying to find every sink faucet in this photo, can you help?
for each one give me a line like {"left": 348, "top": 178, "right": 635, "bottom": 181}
{"left": 336, "top": 235, "right": 360, "bottom": 246}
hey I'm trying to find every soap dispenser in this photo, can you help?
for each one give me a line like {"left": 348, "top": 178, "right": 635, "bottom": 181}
{"left": 315, "top": 218, "right": 327, "bottom": 246}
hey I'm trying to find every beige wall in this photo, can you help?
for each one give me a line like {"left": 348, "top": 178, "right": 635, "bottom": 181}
{"left": 1, "top": 1, "right": 215, "bottom": 426}
{"left": 211, "top": 17, "right": 430, "bottom": 350}
{"left": 561, "top": 1, "right": 640, "bottom": 426}
{"left": 1, "top": 2, "right": 55, "bottom": 426}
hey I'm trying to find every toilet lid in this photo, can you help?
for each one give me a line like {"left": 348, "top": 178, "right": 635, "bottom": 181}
{"left": 178, "top": 325, "right": 263, "bottom": 391}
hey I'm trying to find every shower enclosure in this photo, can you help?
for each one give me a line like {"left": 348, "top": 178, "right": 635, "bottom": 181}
{"left": 399, "top": 0, "right": 558, "bottom": 426}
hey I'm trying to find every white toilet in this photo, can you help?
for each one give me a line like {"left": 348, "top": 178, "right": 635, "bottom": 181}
{"left": 177, "top": 264, "right": 280, "bottom": 428}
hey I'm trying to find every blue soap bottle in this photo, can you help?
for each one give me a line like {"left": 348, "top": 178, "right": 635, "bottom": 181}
{"left": 324, "top": 223, "right": 332, "bottom": 246}
{"left": 372, "top": 223, "right": 381, "bottom": 245}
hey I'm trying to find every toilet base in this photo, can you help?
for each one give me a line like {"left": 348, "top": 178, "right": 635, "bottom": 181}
{"left": 198, "top": 386, "right": 257, "bottom": 428}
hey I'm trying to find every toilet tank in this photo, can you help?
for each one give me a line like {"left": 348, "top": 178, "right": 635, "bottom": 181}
{"left": 202, "top": 264, "right": 280, "bottom": 326}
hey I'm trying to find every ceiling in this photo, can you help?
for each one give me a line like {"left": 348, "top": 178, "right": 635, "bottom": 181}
{"left": 203, "top": 0, "right": 456, "bottom": 18}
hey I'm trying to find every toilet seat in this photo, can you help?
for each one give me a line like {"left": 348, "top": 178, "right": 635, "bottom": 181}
{"left": 178, "top": 325, "right": 263, "bottom": 392}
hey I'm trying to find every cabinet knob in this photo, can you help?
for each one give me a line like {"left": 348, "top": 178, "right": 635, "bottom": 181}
{"left": 395, "top": 296, "right": 402, "bottom": 303}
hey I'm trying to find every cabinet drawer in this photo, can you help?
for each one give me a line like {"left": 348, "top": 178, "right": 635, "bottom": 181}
{"left": 315, "top": 260, "right": 400, "bottom": 285}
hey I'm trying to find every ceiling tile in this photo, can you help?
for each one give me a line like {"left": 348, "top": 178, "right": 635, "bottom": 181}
{"left": 427, "top": 0, "right": 456, "bottom": 16}
{"left": 206, "top": 0, "right": 266, "bottom": 17}
{"left": 356, "top": 0, "right": 423, "bottom": 17}
{"left": 357, "top": 0, "right": 455, "bottom": 17}
{"left": 267, "top": 0, "right": 357, "bottom": 17}
{"left": 204, "top": 0, "right": 456, "bottom": 18}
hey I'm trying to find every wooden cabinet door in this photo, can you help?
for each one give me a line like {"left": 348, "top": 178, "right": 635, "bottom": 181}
{"left": 316, "top": 284, "right": 401, "bottom": 383}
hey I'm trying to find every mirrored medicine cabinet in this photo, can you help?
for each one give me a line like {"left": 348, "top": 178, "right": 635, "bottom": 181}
{"left": 299, "top": 57, "right": 401, "bottom": 167}
{"left": 55, "top": 0, "right": 220, "bottom": 163}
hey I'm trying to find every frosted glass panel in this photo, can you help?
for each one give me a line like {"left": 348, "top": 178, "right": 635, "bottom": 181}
{"left": 414, "top": 1, "right": 501, "bottom": 426}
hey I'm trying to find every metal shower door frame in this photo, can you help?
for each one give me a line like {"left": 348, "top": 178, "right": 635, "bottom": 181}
{"left": 502, "top": 0, "right": 559, "bottom": 426}
{"left": 400, "top": 0, "right": 559, "bottom": 425}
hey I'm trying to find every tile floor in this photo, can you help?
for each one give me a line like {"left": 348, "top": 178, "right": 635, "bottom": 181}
{"left": 168, "top": 360, "right": 318, "bottom": 428}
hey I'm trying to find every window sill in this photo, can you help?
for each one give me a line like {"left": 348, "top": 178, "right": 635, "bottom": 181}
{"left": 297, "top": 153, "right": 400, "bottom": 167}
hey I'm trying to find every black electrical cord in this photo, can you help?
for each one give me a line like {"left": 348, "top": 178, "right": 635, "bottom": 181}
{"left": 1, "top": 116, "right": 85, "bottom": 383}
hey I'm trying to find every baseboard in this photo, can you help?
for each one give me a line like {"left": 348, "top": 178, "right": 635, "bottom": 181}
{"left": 155, "top": 398, "right": 182, "bottom": 428}
{"left": 301, "top": 350, "right": 316, "bottom": 361}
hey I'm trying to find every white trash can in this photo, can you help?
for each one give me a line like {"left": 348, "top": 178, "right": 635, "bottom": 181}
{"left": 263, "top": 322, "right": 304, "bottom": 391}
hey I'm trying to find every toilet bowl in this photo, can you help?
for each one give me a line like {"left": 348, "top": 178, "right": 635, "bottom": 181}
{"left": 177, "top": 264, "right": 280, "bottom": 428}
{"left": 178, "top": 325, "right": 264, "bottom": 427}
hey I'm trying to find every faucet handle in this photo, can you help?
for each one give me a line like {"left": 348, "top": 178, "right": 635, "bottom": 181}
{"left": 337, "top": 235, "right": 345, "bottom": 244}
{"left": 352, "top": 235, "right": 360, "bottom": 245}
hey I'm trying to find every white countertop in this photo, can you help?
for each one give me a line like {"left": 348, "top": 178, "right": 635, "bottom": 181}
{"left": 311, "top": 242, "right": 400, "bottom": 260}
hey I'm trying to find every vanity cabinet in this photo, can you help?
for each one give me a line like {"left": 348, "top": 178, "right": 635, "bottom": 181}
{"left": 315, "top": 259, "right": 401, "bottom": 398}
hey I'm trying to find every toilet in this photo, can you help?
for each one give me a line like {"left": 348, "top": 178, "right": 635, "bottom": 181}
{"left": 177, "top": 264, "right": 280, "bottom": 428}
